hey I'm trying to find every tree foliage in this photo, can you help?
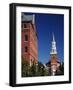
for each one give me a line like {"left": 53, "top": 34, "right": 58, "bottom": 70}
{"left": 22, "top": 57, "right": 64, "bottom": 77}
{"left": 22, "top": 58, "right": 49, "bottom": 77}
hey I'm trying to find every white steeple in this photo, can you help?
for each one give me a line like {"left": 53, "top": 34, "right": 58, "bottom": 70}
{"left": 50, "top": 33, "right": 57, "bottom": 55}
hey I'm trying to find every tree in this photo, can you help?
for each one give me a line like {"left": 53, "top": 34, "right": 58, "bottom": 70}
{"left": 22, "top": 57, "right": 50, "bottom": 77}
{"left": 37, "top": 62, "right": 49, "bottom": 76}
{"left": 30, "top": 63, "right": 37, "bottom": 76}
{"left": 59, "top": 61, "right": 64, "bottom": 75}
{"left": 55, "top": 61, "right": 64, "bottom": 75}
{"left": 21, "top": 57, "right": 30, "bottom": 77}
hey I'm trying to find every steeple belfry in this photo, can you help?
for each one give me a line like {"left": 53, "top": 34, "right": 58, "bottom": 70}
{"left": 50, "top": 33, "right": 57, "bottom": 55}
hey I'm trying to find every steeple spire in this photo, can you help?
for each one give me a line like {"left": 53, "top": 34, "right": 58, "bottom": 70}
{"left": 53, "top": 33, "right": 55, "bottom": 42}
{"left": 50, "top": 33, "right": 57, "bottom": 55}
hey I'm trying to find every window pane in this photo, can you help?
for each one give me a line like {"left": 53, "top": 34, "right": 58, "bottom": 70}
{"left": 25, "top": 46, "right": 28, "bottom": 52}
{"left": 24, "top": 35, "right": 28, "bottom": 41}
{"left": 24, "top": 24, "right": 27, "bottom": 28}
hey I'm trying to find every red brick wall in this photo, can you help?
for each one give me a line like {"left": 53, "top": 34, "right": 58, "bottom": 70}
{"left": 51, "top": 54, "right": 58, "bottom": 65}
{"left": 21, "top": 22, "right": 38, "bottom": 64}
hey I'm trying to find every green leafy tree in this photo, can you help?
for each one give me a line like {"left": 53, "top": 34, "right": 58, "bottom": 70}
{"left": 55, "top": 61, "right": 64, "bottom": 75}
{"left": 59, "top": 61, "right": 64, "bottom": 75}
{"left": 21, "top": 57, "right": 30, "bottom": 77}
{"left": 22, "top": 57, "right": 50, "bottom": 77}
{"left": 30, "top": 63, "right": 37, "bottom": 76}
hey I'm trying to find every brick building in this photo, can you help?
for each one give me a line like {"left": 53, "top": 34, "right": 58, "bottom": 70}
{"left": 21, "top": 13, "right": 38, "bottom": 65}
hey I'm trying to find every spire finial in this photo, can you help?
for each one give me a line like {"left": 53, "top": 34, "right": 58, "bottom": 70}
{"left": 53, "top": 32, "right": 55, "bottom": 41}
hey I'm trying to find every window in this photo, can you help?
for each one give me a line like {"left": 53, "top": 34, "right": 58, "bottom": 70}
{"left": 24, "top": 35, "right": 28, "bottom": 41}
{"left": 24, "top": 24, "right": 27, "bottom": 28}
{"left": 25, "top": 46, "right": 28, "bottom": 52}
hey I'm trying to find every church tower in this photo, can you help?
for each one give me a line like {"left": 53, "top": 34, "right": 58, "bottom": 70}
{"left": 50, "top": 33, "right": 60, "bottom": 75}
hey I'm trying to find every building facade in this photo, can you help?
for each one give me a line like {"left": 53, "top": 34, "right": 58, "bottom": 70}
{"left": 21, "top": 13, "right": 38, "bottom": 65}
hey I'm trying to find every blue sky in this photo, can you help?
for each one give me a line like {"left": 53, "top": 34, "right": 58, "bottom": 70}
{"left": 23, "top": 13, "right": 64, "bottom": 63}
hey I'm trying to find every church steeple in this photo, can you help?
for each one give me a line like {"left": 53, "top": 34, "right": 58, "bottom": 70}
{"left": 50, "top": 33, "right": 57, "bottom": 55}
{"left": 49, "top": 33, "right": 61, "bottom": 76}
